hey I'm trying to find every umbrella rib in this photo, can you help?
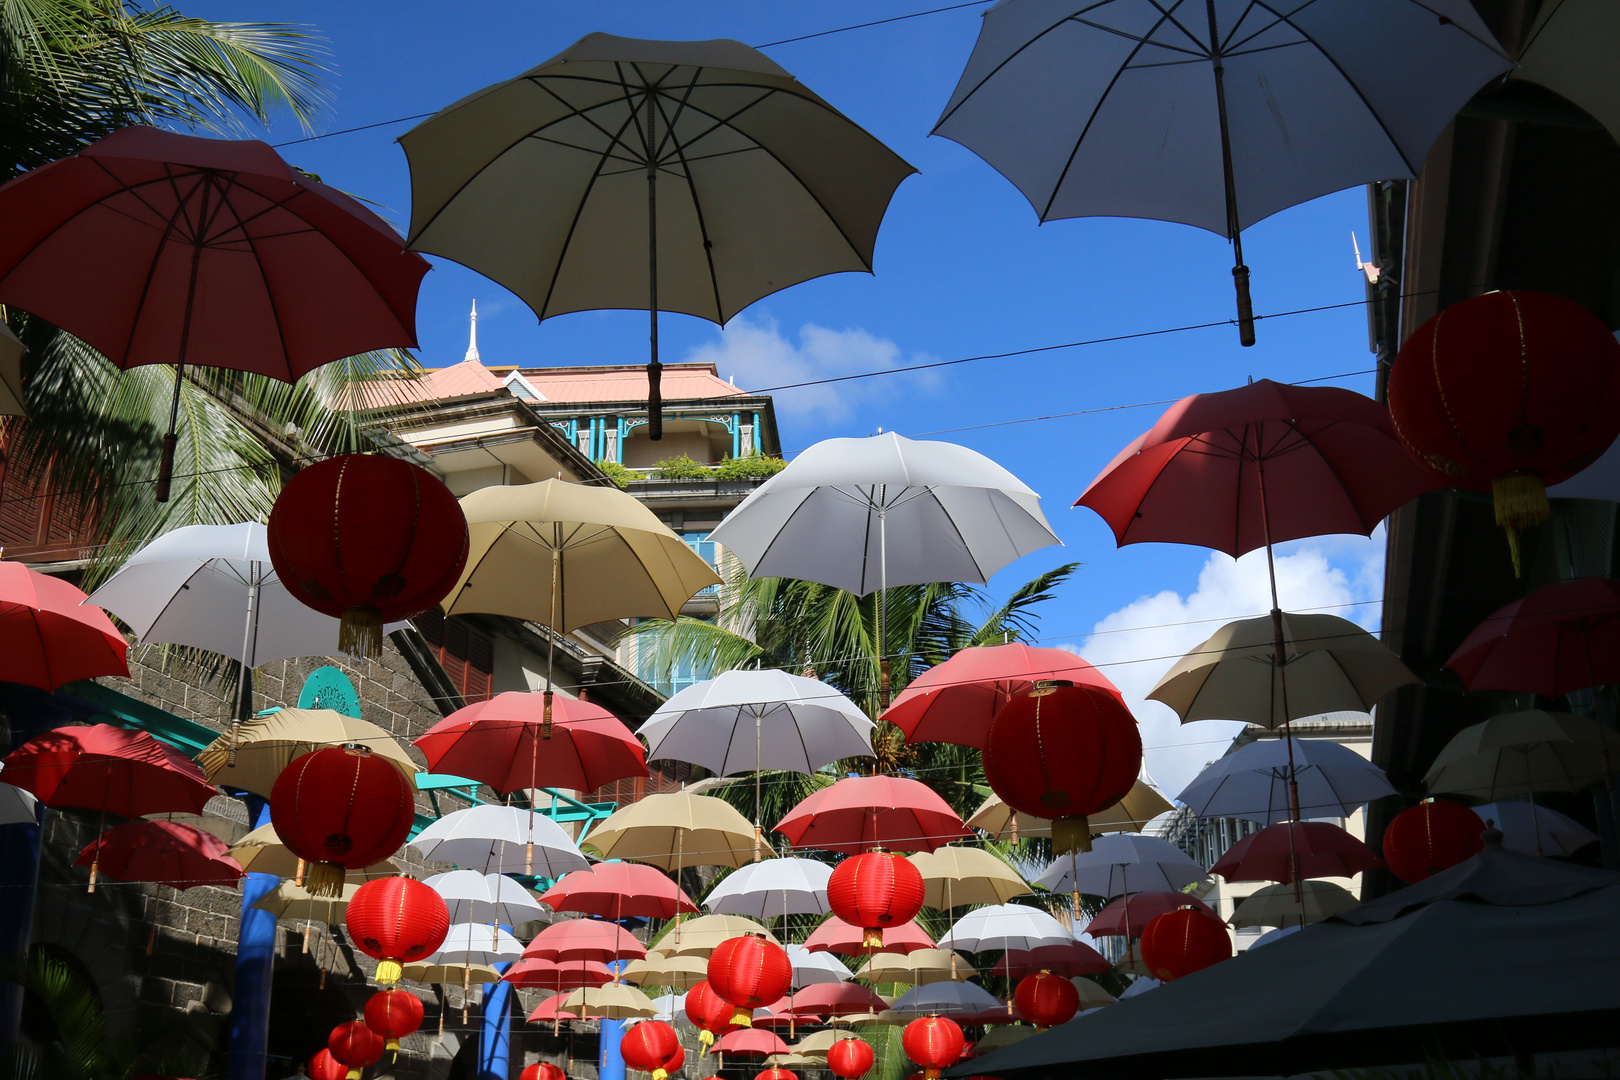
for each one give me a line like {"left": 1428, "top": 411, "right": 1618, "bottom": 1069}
{"left": 216, "top": 184, "right": 299, "bottom": 378}
{"left": 655, "top": 70, "right": 727, "bottom": 323}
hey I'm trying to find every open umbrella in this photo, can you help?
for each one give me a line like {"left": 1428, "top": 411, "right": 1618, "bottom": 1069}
{"left": 713, "top": 1028, "right": 790, "bottom": 1059}
{"left": 883, "top": 643, "right": 1121, "bottom": 748}
{"left": 0, "top": 126, "right": 428, "bottom": 498}
{"left": 908, "top": 847, "right": 1030, "bottom": 909}
{"left": 2, "top": 724, "right": 216, "bottom": 820}
{"left": 1513, "top": 0, "right": 1620, "bottom": 146}
{"left": 0, "top": 779, "right": 37, "bottom": 826}
{"left": 426, "top": 870, "right": 550, "bottom": 928}
{"left": 0, "top": 563, "right": 127, "bottom": 691}
{"left": 564, "top": 984, "right": 658, "bottom": 1021}
{"left": 404, "top": 960, "right": 501, "bottom": 987}
{"left": 542, "top": 863, "right": 697, "bottom": 920}
{"left": 858, "top": 949, "right": 978, "bottom": 986}
{"left": 195, "top": 708, "right": 417, "bottom": 795}
{"left": 890, "top": 982, "right": 1002, "bottom": 1018}
{"left": 407, "top": 805, "right": 591, "bottom": 878}
{"left": 776, "top": 775, "right": 971, "bottom": 856}
{"left": 804, "top": 916, "right": 934, "bottom": 957}
{"left": 967, "top": 780, "right": 1173, "bottom": 841}
{"left": 1034, "top": 835, "right": 1209, "bottom": 900}
{"left": 226, "top": 823, "right": 397, "bottom": 881}
{"left": 938, "top": 904, "right": 1073, "bottom": 955}
{"left": 703, "top": 857, "right": 833, "bottom": 920}
{"left": 400, "top": 33, "right": 913, "bottom": 438}
{"left": 934, "top": 4, "right": 1509, "bottom": 344}
{"left": 1211, "top": 822, "right": 1383, "bottom": 884}
{"left": 1229, "top": 880, "right": 1359, "bottom": 930}
{"left": 502, "top": 957, "right": 614, "bottom": 993}
{"left": 1422, "top": 711, "right": 1591, "bottom": 799}
{"left": 437, "top": 922, "right": 525, "bottom": 967}
{"left": 1472, "top": 802, "right": 1599, "bottom": 858}
{"left": 784, "top": 944, "right": 853, "bottom": 987}
{"left": 585, "top": 791, "right": 766, "bottom": 871}
{"left": 785, "top": 983, "right": 889, "bottom": 1018}
{"left": 524, "top": 920, "right": 647, "bottom": 963}
{"left": 76, "top": 819, "right": 240, "bottom": 891}
{"left": 1177, "top": 737, "right": 1397, "bottom": 826}
{"left": 251, "top": 880, "right": 358, "bottom": 921}
{"left": 622, "top": 953, "right": 711, "bottom": 991}
{"left": 0, "top": 323, "right": 24, "bottom": 416}
{"left": 1445, "top": 578, "right": 1620, "bottom": 696}
{"left": 991, "top": 941, "right": 1110, "bottom": 980}
{"left": 524, "top": 996, "right": 580, "bottom": 1024}
{"left": 656, "top": 914, "right": 778, "bottom": 959}
{"left": 1085, "top": 892, "right": 1218, "bottom": 939}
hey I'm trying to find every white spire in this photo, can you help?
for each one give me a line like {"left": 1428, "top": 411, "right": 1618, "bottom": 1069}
{"left": 464, "top": 300, "right": 480, "bottom": 364}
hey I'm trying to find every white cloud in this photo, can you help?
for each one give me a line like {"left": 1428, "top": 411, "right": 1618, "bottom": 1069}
{"left": 1070, "top": 531, "right": 1386, "bottom": 799}
{"left": 685, "top": 316, "right": 938, "bottom": 423}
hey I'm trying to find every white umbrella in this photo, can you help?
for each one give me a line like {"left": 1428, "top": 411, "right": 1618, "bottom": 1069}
{"left": 642, "top": 670, "right": 874, "bottom": 850}
{"left": 1229, "top": 881, "right": 1359, "bottom": 930}
{"left": 1248, "top": 925, "right": 1303, "bottom": 950}
{"left": 703, "top": 857, "right": 833, "bottom": 920}
{"left": 424, "top": 870, "right": 550, "bottom": 927}
{"left": 937, "top": 903, "right": 1072, "bottom": 954}
{"left": 650, "top": 992, "right": 689, "bottom": 1026}
{"left": 434, "top": 922, "right": 525, "bottom": 967}
{"left": 786, "top": 944, "right": 853, "bottom": 988}
{"left": 888, "top": 981, "right": 1002, "bottom": 1017}
{"left": 409, "top": 805, "right": 591, "bottom": 877}
{"left": 1473, "top": 802, "right": 1599, "bottom": 858}
{"left": 1177, "top": 737, "right": 1397, "bottom": 825}
{"left": 1117, "top": 976, "right": 1160, "bottom": 999}
{"left": 0, "top": 778, "right": 38, "bottom": 826}
{"left": 1034, "top": 835, "right": 1209, "bottom": 900}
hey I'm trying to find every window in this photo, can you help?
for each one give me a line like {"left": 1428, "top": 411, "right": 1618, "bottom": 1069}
{"left": 576, "top": 427, "right": 592, "bottom": 457}
{"left": 416, "top": 610, "right": 495, "bottom": 703}
{"left": 685, "top": 531, "right": 719, "bottom": 597}
{"left": 603, "top": 427, "right": 619, "bottom": 462}
{"left": 738, "top": 423, "right": 755, "bottom": 457}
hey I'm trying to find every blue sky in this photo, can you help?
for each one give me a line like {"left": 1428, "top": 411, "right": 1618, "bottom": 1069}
{"left": 203, "top": 1, "right": 1390, "bottom": 792}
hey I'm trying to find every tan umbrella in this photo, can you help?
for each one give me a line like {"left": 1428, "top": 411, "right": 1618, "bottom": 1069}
{"left": 1113, "top": 941, "right": 1151, "bottom": 978}
{"left": 252, "top": 879, "right": 359, "bottom": 957}
{"left": 564, "top": 984, "right": 658, "bottom": 1020}
{"left": 789, "top": 1030, "right": 841, "bottom": 1059}
{"left": 657, "top": 914, "right": 779, "bottom": 959}
{"left": 1149, "top": 613, "right": 1418, "bottom": 729}
{"left": 867, "top": 1011, "right": 907, "bottom": 1027}
{"left": 976, "top": 1026, "right": 1036, "bottom": 1053}
{"left": 584, "top": 791, "right": 767, "bottom": 871}
{"left": 0, "top": 323, "right": 25, "bottom": 415}
{"left": 968, "top": 780, "right": 1173, "bottom": 842}
{"left": 1515, "top": 2, "right": 1620, "bottom": 146}
{"left": 195, "top": 708, "right": 417, "bottom": 796}
{"left": 768, "top": 1053, "right": 821, "bottom": 1068}
{"left": 226, "top": 823, "right": 399, "bottom": 880}
{"left": 1071, "top": 977, "right": 1117, "bottom": 1010}
{"left": 856, "top": 949, "right": 978, "bottom": 986}
{"left": 402, "top": 959, "right": 503, "bottom": 1032}
{"left": 1229, "top": 880, "right": 1358, "bottom": 930}
{"left": 908, "top": 847, "right": 1029, "bottom": 910}
{"left": 1424, "top": 711, "right": 1616, "bottom": 798}
{"left": 621, "top": 953, "right": 710, "bottom": 990}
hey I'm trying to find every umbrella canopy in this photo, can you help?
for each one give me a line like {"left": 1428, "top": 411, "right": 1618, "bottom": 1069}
{"left": 882, "top": 643, "right": 1122, "bottom": 749}
{"left": 524, "top": 996, "right": 579, "bottom": 1023}
{"left": 0, "top": 563, "right": 128, "bottom": 690}
{"left": 195, "top": 709, "right": 417, "bottom": 796}
{"left": 976, "top": 1026, "right": 1037, "bottom": 1053}
{"left": 85, "top": 522, "right": 405, "bottom": 667}
{"left": 775, "top": 775, "right": 971, "bottom": 855}
{"left": 656, "top": 914, "right": 778, "bottom": 958}
{"left": 1177, "top": 737, "right": 1397, "bottom": 825}
{"left": 621, "top": 953, "right": 711, "bottom": 991}
{"left": 804, "top": 916, "right": 933, "bottom": 957}
{"left": 75, "top": 819, "right": 240, "bottom": 891}
{"left": 1473, "top": 802, "right": 1599, "bottom": 858}
{"left": 967, "top": 780, "right": 1173, "bottom": 841}
{"left": 1211, "top": 822, "right": 1384, "bottom": 885}
{"left": 2, "top": 724, "right": 215, "bottom": 816}
{"left": 251, "top": 880, "right": 360, "bottom": 921}
{"left": 1422, "top": 711, "right": 1602, "bottom": 798}
{"left": 711, "top": 431, "right": 1059, "bottom": 595}
{"left": 502, "top": 957, "right": 614, "bottom": 992}
{"left": 0, "top": 323, "right": 24, "bottom": 416}
{"left": 586, "top": 791, "right": 769, "bottom": 870}
{"left": 425, "top": 870, "right": 550, "bottom": 926}
{"left": 404, "top": 961, "right": 501, "bottom": 987}
{"left": 937, "top": 904, "right": 1073, "bottom": 954}
{"left": 1445, "top": 578, "right": 1620, "bottom": 696}
{"left": 226, "top": 823, "right": 398, "bottom": 881}
{"left": 859, "top": 948, "right": 979, "bottom": 986}
{"left": 0, "top": 780, "right": 37, "bottom": 826}
{"left": 908, "top": 847, "right": 1030, "bottom": 909}
{"left": 524, "top": 919, "right": 646, "bottom": 963}
{"left": 703, "top": 857, "right": 833, "bottom": 919}
{"left": 788, "top": 1030, "right": 843, "bottom": 1058}
{"left": 649, "top": 992, "right": 689, "bottom": 1025}
{"left": 1229, "top": 881, "right": 1359, "bottom": 930}
{"left": 1034, "top": 835, "right": 1210, "bottom": 899}
{"left": 890, "top": 982, "right": 1002, "bottom": 1018}
{"left": 784, "top": 943, "right": 853, "bottom": 987}
{"left": 400, "top": 32, "right": 914, "bottom": 437}
{"left": 784, "top": 983, "right": 889, "bottom": 1017}
{"left": 713, "top": 1028, "right": 790, "bottom": 1058}
{"left": 435, "top": 922, "right": 525, "bottom": 966}
{"left": 542, "top": 864, "right": 696, "bottom": 920}
{"left": 564, "top": 984, "right": 658, "bottom": 1021}
{"left": 991, "top": 941, "right": 1109, "bottom": 980}
{"left": 1071, "top": 978, "right": 1117, "bottom": 1011}
{"left": 415, "top": 691, "right": 648, "bottom": 795}
{"left": 408, "top": 805, "right": 591, "bottom": 878}
{"left": 956, "top": 851, "right": 1620, "bottom": 1080}
{"left": 1084, "top": 891, "right": 1218, "bottom": 939}
{"left": 1514, "top": 0, "right": 1620, "bottom": 146}
{"left": 750, "top": 998, "right": 805, "bottom": 1029}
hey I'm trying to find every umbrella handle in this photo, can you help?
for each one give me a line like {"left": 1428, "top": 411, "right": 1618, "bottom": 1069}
{"left": 155, "top": 432, "right": 178, "bottom": 503}
{"left": 1233, "top": 265, "right": 1255, "bottom": 347}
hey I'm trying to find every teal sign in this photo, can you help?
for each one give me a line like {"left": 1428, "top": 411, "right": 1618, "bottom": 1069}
{"left": 297, "top": 666, "right": 362, "bottom": 718}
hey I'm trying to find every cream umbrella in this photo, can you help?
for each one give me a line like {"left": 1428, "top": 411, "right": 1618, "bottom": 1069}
{"left": 967, "top": 779, "right": 1173, "bottom": 842}
{"left": 621, "top": 953, "right": 710, "bottom": 991}
{"left": 564, "top": 984, "right": 659, "bottom": 1020}
{"left": 908, "top": 847, "right": 1030, "bottom": 910}
{"left": 252, "top": 880, "right": 358, "bottom": 957}
{"left": 856, "top": 949, "right": 978, "bottom": 986}
{"left": 226, "top": 823, "right": 398, "bottom": 881}
{"left": 1229, "top": 880, "right": 1359, "bottom": 930}
{"left": 786, "top": 944, "right": 853, "bottom": 987}
{"left": 658, "top": 914, "right": 779, "bottom": 959}
{"left": 585, "top": 791, "right": 768, "bottom": 871}
{"left": 836, "top": 1011, "right": 895, "bottom": 1027}
{"left": 401, "top": 959, "right": 502, "bottom": 1032}
{"left": 195, "top": 709, "right": 417, "bottom": 796}
{"left": 768, "top": 1053, "right": 821, "bottom": 1068}
{"left": 1424, "top": 711, "right": 1609, "bottom": 798}
{"left": 1070, "top": 977, "right": 1117, "bottom": 1011}
{"left": 789, "top": 1030, "right": 841, "bottom": 1059}
{"left": 977, "top": 1026, "right": 1036, "bottom": 1053}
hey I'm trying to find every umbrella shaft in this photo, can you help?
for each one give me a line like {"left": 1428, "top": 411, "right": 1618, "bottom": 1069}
{"left": 1205, "top": 0, "right": 1255, "bottom": 346}
{"left": 646, "top": 98, "right": 664, "bottom": 441}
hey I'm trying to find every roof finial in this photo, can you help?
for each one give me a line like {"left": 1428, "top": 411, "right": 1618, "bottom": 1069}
{"left": 465, "top": 300, "right": 480, "bottom": 364}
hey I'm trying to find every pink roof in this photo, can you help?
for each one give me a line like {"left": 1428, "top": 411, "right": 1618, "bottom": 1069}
{"left": 353, "top": 357, "right": 505, "bottom": 408}
{"left": 511, "top": 363, "right": 745, "bottom": 404}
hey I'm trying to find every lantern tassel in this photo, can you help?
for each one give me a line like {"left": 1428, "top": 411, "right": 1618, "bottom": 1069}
{"left": 731, "top": 1009, "right": 753, "bottom": 1027}
{"left": 862, "top": 928, "right": 884, "bottom": 949}
{"left": 1051, "top": 814, "right": 1091, "bottom": 855}
{"left": 1494, "top": 471, "right": 1549, "bottom": 577}
{"left": 347, "top": 1069, "right": 361, "bottom": 1080}
{"left": 376, "top": 960, "right": 403, "bottom": 985}
{"left": 303, "top": 860, "right": 346, "bottom": 899}
{"left": 699, "top": 1031, "right": 714, "bottom": 1048}
{"left": 338, "top": 605, "right": 385, "bottom": 659}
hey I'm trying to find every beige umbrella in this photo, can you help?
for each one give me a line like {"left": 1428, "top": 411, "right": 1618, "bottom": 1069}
{"left": 968, "top": 780, "right": 1173, "bottom": 842}
{"left": 856, "top": 949, "right": 978, "bottom": 986}
{"left": 1422, "top": 710, "right": 1593, "bottom": 798}
{"left": 658, "top": 914, "right": 779, "bottom": 959}
{"left": 1071, "top": 977, "right": 1117, "bottom": 1010}
{"left": 768, "top": 1053, "right": 821, "bottom": 1068}
{"left": 195, "top": 709, "right": 417, "bottom": 796}
{"left": 252, "top": 879, "right": 359, "bottom": 957}
{"left": 1150, "top": 613, "right": 1418, "bottom": 729}
{"left": 867, "top": 1010, "right": 907, "bottom": 1027}
{"left": 976, "top": 1026, "right": 1037, "bottom": 1053}
{"left": 621, "top": 953, "right": 710, "bottom": 991}
{"left": 402, "top": 959, "right": 503, "bottom": 1033}
{"left": 1515, "top": 1, "right": 1620, "bottom": 146}
{"left": 226, "top": 823, "right": 399, "bottom": 880}
{"left": 564, "top": 984, "right": 658, "bottom": 1020}
{"left": 0, "top": 323, "right": 25, "bottom": 415}
{"left": 1229, "top": 880, "right": 1359, "bottom": 930}
{"left": 908, "top": 847, "right": 1029, "bottom": 909}
{"left": 1114, "top": 941, "right": 1151, "bottom": 978}
{"left": 789, "top": 1030, "right": 841, "bottom": 1059}
{"left": 584, "top": 791, "right": 768, "bottom": 871}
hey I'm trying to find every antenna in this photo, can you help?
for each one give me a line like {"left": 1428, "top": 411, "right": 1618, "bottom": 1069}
{"left": 1351, "top": 232, "right": 1379, "bottom": 285}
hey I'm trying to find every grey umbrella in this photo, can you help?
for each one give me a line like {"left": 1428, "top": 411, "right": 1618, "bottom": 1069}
{"left": 400, "top": 33, "right": 915, "bottom": 438}
{"left": 933, "top": 0, "right": 1511, "bottom": 345}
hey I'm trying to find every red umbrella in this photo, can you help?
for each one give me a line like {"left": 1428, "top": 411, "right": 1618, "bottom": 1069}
{"left": 502, "top": 957, "right": 614, "bottom": 992}
{"left": 523, "top": 919, "right": 646, "bottom": 962}
{"left": 958, "top": 1007, "right": 1019, "bottom": 1026}
{"left": 525, "top": 997, "right": 580, "bottom": 1023}
{"left": 803, "top": 916, "right": 935, "bottom": 957}
{"left": 1445, "top": 578, "right": 1620, "bottom": 696}
{"left": 775, "top": 776, "right": 971, "bottom": 856}
{"left": 711, "top": 1028, "right": 789, "bottom": 1058}
{"left": 783, "top": 983, "right": 889, "bottom": 1017}
{"left": 0, "top": 563, "right": 128, "bottom": 691}
{"left": 882, "top": 643, "right": 1122, "bottom": 749}
{"left": 414, "top": 692, "right": 648, "bottom": 795}
{"left": 0, "top": 126, "right": 429, "bottom": 499}
{"left": 1082, "top": 891, "right": 1219, "bottom": 939}
{"left": 74, "top": 819, "right": 240, "bottom": 890}
{"left": 750, "top": 999, "right": 807, "bottom": 1028}
{"left": 2, "top": 724, "right": 216, "bottom": 817}
{"left": 1211, "top": 822, "right": 1384, "bottom": 884}
{"left": 539, "top": 864, "right": 697, "bottom": 920}
{"left": 990, "top": 940, "right": 1110, "bottom": 979}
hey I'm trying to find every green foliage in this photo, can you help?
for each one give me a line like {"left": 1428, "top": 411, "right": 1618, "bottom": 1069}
{"left": 713, "top": 453, "right": 788, "bottom": 480}
{"left": 649, "top": 453, "right": 713, "bottom": 479}
{"left": 595, "top": 458, "right": 634, "bottom": 489}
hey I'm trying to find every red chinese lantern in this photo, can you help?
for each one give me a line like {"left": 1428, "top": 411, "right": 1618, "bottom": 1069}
{"left": 328, "top": 1021, "right": 385, "bottom": 1080}
{"left": 668, "top": 1045, "right": 686, "bottom": 1075}
{"left": 982, "top": 681, "right": 1142, "bottom": 853}
{"left": 1383, "top": 800, "right": 1485, "bottom": 883}
{"left": 521, "top": 1066, "right": 568, "bottom": 1080}
{"left": 1013, "top": 971, "right": 1078, "bottom": 1030}
{"left": 755, "top": 1070, "right": 795, "bottom": 1080}
{"left": 827, "top": 851, "right": 925, "bottom": 949}
{"left": 902, "top": 1017, "right": 965, "bottom": 1080}
{"left": 309, "top": 1049, "right": 348, "bottom": 1080}
{"left": 270, "top": 746, "right": 415, "bottom": 896}
{"left": 268, "top": 453, "right": 470, "bottom": 657}
{"left": 346, "top": 876, "right": 451, "bottom": 984}
{"left": 686, "top": 979, "right": 738, "bottom": 1046}
{"left": 364, "top": 988, "right": 425, "bottom": 1052}
{"left": 621, "top": 1019, "right": 682, "bottom": 1080}
{"left": 1139, "top": 909, "right": 1231, "bottom": 982}
{"left": 828, "top": 1037, "right": 876, "bottom": 1079}
{"left": 1387, "top": 290, "right": 1620, "bottom": 573}
{"left": 708, "top": 935, "right": 792, "bottom": 1027}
